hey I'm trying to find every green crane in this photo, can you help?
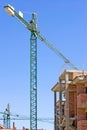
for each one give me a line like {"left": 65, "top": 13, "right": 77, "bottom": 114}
{"left": 4, "top": 4, "right": 78, "bottom": 130}
{"left": 4, "top": 5, "right": 38, "bottom": 130}
{"left": 3, "top": 104, "right": 10, "bottom": 128}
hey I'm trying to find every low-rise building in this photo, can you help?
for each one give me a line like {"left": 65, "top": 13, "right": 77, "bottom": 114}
{"left": 52, "top": 70, "right": 87, "bottom": 130}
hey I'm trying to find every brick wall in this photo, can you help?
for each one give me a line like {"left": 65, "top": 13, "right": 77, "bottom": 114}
{"left": 77, "top": 84, "right": 84, "bottom": 95}
{"left": 69, "top": 92, "right": 74, "bottom": 117}
{"left": 77, "top": 108, "right": 86, "bottom": 121}
{"left": 77, "top": 120, "right": 87, "bottom": 130}
{"left": 74, "top": 92, "right": 77, "bottom": 116}
{"left": 77, "top": 94, "right": 87, "bottom": 107}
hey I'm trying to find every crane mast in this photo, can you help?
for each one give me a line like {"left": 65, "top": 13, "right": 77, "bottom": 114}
{"left": 30, "top": 13, "right": 37, "bottom": 130}
{"left": 4, "top": 4, "right": 78, "bottom": 130}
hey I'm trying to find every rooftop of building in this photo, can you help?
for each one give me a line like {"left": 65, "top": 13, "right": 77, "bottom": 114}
{"left": 51, "top": 69, "right": 87, "bottom": 92}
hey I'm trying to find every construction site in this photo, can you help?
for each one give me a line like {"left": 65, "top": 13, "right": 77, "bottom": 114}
{"left": 1, "top": 1, "right": 87, "bottom": 130}
{"left": 1, "top": 69, "right": 87, "bottom": 130}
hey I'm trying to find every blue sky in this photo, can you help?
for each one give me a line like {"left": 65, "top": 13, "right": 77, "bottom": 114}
{"left": 1, "top": 0, "right": 87, "bottom": 130}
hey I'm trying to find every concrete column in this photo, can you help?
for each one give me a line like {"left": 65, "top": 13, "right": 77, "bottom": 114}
{"left": 59, "top": 79, "right": 62, "bottom": 130}
{"left": 65, "top": 73, "right": 69, "bottom": 130}
{"left": 54, "top": 91, "right": 57, "bottom": 130}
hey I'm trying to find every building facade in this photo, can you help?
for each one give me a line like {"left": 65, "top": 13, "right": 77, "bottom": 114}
{"left": 52, "top": 70, "right": 87, "bottom": 130}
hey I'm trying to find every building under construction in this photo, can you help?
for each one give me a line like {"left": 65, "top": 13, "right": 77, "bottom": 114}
{"left": 52, "top": 70, "right": 87, "bottom": 130}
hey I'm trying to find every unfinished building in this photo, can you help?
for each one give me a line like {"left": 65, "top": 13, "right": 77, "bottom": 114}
{"left": 52, "top": 70, "right": 87, "bottom": 130}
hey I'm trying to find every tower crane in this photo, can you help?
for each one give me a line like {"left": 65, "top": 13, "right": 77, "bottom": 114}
{"left": 2, "top": 104, "right": 10, "bottom": 128}
{"left": 4, "top": 4, "right": 78, "bottom": 130}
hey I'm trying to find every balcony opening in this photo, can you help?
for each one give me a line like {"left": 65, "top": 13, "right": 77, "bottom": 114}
{"left": 62, "top": 104, "right": 64, "bottom": 115}
{"left": 62, "top": 127, "right": 65, "bottom": 130}
{"left": 86, "top": 112, "right": 87, "bottom": 120}
{"left": 84, "top": 87, "right": 87, "bottom": 94}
